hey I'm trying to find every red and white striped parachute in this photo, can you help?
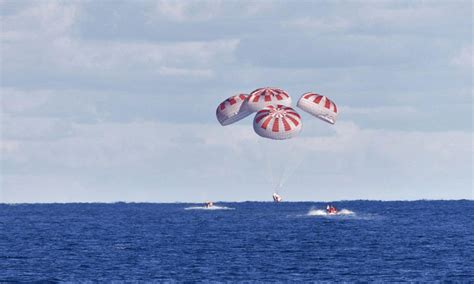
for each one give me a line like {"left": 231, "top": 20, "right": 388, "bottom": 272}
{"left": 246, "top": 87, "right": 292, "bottom": 112}
{"left": 216, "top": 89, "right": 338, "bottom": 200}
{"left": 297, "top": 92, "right": 338, "bottom": 124}
{"left": 253, "top": 105, "right": 302, "bottom": 140}
{"left": 216, "top": 94, "right": 252, "bottom": 126}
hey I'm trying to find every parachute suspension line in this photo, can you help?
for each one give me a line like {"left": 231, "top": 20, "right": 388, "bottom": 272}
{"left": 272, "top": 140, "right": 292, "bottom": 194}
{"left": 273, "top": 141, "right": 290, "bottom": 194}
{"left": 283, "top": 140, "right": 296, "bottom": 185}
{"left": 273, "top": 142, "right": 286, "bottom": 195}
{"left": 257, "top": 138, "right": 292, "bottom": 194}
{"left": 280, "top": 141, "right": 307, "bottom": 190}
{"left": 257, "top": 138, "right": 276, "bottom": 190}
{"left": 277, "top": 139, "right": 305, "bottom": 193}
{"left": 278, "top": 142, "right": 294, "bottom": 190}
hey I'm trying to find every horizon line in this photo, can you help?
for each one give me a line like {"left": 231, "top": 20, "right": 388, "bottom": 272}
{"left": 1, "top": 198, "right": 473, "bottom": 205}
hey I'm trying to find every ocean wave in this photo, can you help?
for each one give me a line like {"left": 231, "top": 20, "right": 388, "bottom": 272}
{"left": 307, "top": 208, "right": 355, "bottom": 216}
{"left": 184, "top": 205, "right": 234, "bottom": 210}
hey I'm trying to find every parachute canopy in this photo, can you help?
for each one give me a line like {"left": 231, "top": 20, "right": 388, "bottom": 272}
{"left": 246, "top": 87, "right": 292, "bottom": 112}
{"left": 216, "top": 94, "right": 252, "bottom": 126}
{"left": 253, "top": 105, "right": 302, "bottom": 140}
{"left": 297, "top": 92, "right": 338, "bottom": 124}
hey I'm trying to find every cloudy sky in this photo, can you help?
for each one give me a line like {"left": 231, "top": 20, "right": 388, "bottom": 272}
{"left": 1, "top": 0, "right": 472, "bottom": 203}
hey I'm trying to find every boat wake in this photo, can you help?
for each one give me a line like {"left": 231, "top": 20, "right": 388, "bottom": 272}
{"left": 184, "top": 205, "right": 234, "bottom": 211}
{"left": 307, "top": 208, "right": 355, "bottom": 216}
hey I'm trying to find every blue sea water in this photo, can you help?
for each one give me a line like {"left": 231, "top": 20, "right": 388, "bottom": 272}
{"left": 1, "top": 201, "right": 473, "bottom": 282}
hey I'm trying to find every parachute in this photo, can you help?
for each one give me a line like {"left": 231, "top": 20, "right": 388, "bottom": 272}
{"left": 296, "top": 92, "right": 338, "bottom": 124}
{"left": 216, "top": 89, "right": 339, "bottom": 138}
{"left": 216, "top": 87, "right": 338, "bottom": 201}
{"left": 216, "top": 94, "right": 252, "bottom": 126}
{"left": 253, "top": 105, "right": 302, "bottom": 140}
{"left": 246, "top": 87, "right": 292, "bottom": 112}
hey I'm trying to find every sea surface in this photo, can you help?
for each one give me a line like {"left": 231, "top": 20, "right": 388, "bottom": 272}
{"left": 1, "top": 201, "right": 473, "bottom": 282}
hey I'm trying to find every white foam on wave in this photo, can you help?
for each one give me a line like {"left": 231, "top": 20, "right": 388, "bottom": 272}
{"left": 307, "top": 208, "right": 355, "bottom": 216}
{"left": 184, "top": 205, "right": 234, "bottom": 210}
{"left": 306, "top": 209, "right": 328, "bottom": 216}
{"left": 338, "top": 209, "right": 354, "bottom": 215}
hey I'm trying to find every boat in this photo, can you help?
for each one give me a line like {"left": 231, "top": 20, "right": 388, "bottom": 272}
{"left": 326, "top": 205, "right": 337, "bottom": 215}
{"left": 272, "top": 193, "right": 282, "bottom": 202}
{"left": 205, "top": 201, "right": 214, "bottom": 208}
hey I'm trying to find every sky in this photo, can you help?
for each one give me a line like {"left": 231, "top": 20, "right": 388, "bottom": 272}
{"left": 0, "top": 0, "right": 472, "bottom": 203}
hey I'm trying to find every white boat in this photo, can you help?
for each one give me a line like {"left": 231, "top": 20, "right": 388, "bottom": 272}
{"left": 272, "top": 193, "right": 282, "bottom": 202}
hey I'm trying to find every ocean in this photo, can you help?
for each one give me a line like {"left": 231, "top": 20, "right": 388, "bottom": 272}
{"left": 1, "top": 200, "right": 473, "bottom": 282}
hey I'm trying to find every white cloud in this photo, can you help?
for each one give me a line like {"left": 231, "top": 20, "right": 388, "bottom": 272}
{"left": 451, "top": 45, "right": 473, "bottom": 67}
{"left": 1, "top": 120, "right": 253, "bottom": 169}
{"left": 1, "top": 88, "right": 55, "bottom": 113}
{"left": 146, "top": 0, "right": 273, "bottom": 23}
{"left": 1, "top": 1, "right": 472, "bottom": 202}
{"left": 1, "top": 114, "right": 73, "bottom": 140}
{"left": 1, "top": 117, "right": 472, "bottom": 202}
{"left": 157, "top": 66, "right": 214, "bottom": 77}
{"left": 342, "top": 105, "right": 419, "bottom": 116}
{"left": 0, "top": 140, "right": 19, "bottom": 154}
{"left": 362, "top": 4, "right": 444, "bottom": 31}
{"left": 1, "top": 2, "right": 239, "bottom": 79}
{"left": 68, "top": 38, "right": 238, "bottom": 70}
{"left": 0, "top": 1, "right": 79, "bottom": 40}
{"left": 3, "top": 33, "right": 239, "bottom": 73}
{"left": 280, "top": 2, "right": 469, "bottom": 37}
{"left": 1, "top": 174, "right": 93, "bottom": 203}
{"left": 1, "top": 88, "right": 106, "bottom": 123}
{"left": 149, "top": 0, "right": 223, "bottom": 22}
{"left": 282, "top": 17, "right": 351, "bottom": 32}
